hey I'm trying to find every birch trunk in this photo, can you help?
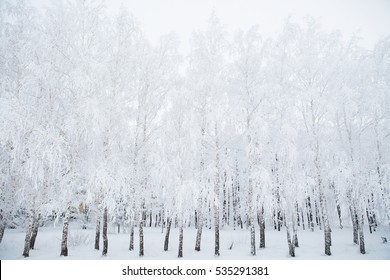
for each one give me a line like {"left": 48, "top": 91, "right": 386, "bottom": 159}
{"left": 178, "top": 221, "right": 184, "bottom": 258}
{"left": 102, "top": 207, "right": 108, "bottom": 256}
{"left": 30, "top": 213, "right": 40, "bottom": 249}
{"left": 358, "top": 214, "right": 366, "bottom": 254}
{"left": 95, "top": 216, "right": 100, "bottom": 250}
{"left": 337, "top": 204, "right": 343, "bottom": 229}
{"left": 60, "top": 209, "right": 70, "bottom": 256}
{"left": 139, "top": 209, "right": 145, "bottom": 257}
{"left": 306, "top": 196, "right": 314, "bottom": 232}
{"left": 320, "top": 190, "right": 332, "bottom": 256}
{"left": 129, "top": 222, "right": 134, "bottom": 251}
{"left": 214, "top": 124, "right": 220, "bottom": 256}
{"left": 248, "top": 180, "right": 255, "bottom": 256}
{"left": 293, "top": 220, "right": 299, "bottom": 248}
{"left": 350, "top": 205, "right": 359, "bottom": 245}
{"left": 195, "top": 211, "right": 203, "bottom": 251}
{"left": 250, "top": 221, "right": 256, "bottom": 256}
{"left": 195, "top": 124, "right": 205, "bottom": 251}
{"left": 316, "top": 155, "right": 331, "bottom": 256}
{"left": 259, "top": 206, "right": 265, "bottom": 248}
{"left": 0, "top": 215, "right": 7, "bottom": 243}
{"left": 164, "top": 217, "right": 172, "bottom": 251}
{"left": 22, "top": 209, "right": 34, "bottom": 257}
{"left": 286, "top": 222, "right": 295, "bottom": 257}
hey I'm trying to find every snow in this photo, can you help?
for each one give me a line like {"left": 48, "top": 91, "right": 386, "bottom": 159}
{"left": 1, "top": 223, "right": 389, "bottom": 259}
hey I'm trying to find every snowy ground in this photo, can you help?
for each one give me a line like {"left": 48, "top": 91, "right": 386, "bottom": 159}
{"left": 1, "top": 223, "right": 389, "bottom": 260}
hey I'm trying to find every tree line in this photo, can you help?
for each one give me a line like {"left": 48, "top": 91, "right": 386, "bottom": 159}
{"left": 0, "top": 0, "right": 389, "bottom": 258}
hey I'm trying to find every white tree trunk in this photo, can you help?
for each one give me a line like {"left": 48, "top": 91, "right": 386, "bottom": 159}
{"left": 95, "top": 216, "right": 101, "bottom": 250}
{"left": 102, "top": 207, "right": 108, "bottom": 256}
{"left": 178, "top": 220, "right": 184, "bottom": 258}
{"left": 30, "top": 213, "right": 40, "bottom": 249}
{"left": 60, "top": 209, "right": 70, "bottom": 256}
{"left": 22, "top": 208, "right": 34, "bottom": 257}
{"left": 164, "top": 217, "right": 172, "bottom": 251}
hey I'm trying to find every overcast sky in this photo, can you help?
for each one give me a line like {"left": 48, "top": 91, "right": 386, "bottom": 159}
{"left": 37, "top": 0, "right": 390, "bottom": 50}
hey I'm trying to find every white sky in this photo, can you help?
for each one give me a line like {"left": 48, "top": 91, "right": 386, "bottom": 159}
{"left": 37, "top": 0, "right": 390, "bottom": 50}
{"left": 106, "top": 0, "right": 390, "bottom": 49}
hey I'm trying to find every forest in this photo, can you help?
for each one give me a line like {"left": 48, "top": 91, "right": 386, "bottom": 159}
{"left": 0, "top": 0, "right": 389, "bottom": 259}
